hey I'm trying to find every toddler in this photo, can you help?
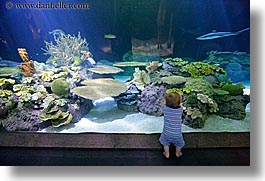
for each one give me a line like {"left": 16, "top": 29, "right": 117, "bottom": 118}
{"left": 159, "top": 92, "right": 185, "bottom": 158}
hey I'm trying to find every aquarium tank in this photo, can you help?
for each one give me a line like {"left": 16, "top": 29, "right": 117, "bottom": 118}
{"left": 0, "top": 0, "right": 250, "bottom": 133}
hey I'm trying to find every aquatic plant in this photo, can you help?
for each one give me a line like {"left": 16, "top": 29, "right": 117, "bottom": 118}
{"left": 43, "top": 30, "right": 90, "bottom": 67}
{"left": 51, "top": 78, "right": 70, "bottom": 96}
{"left": 221, "top": 83, "right": 244, "bottom": 96}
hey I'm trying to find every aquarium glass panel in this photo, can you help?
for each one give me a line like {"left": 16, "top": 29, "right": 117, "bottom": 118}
{"left": 0, "top": 0, "right": 250, "bottom": 133}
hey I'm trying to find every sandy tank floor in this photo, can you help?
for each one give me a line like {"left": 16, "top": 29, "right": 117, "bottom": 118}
{"left": 40, "top": 97, "right": 250, "bottom": 134}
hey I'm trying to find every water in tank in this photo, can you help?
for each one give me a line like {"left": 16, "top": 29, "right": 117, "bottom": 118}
{"left": 0, "top": 0, "right": 250, "bottom": 133}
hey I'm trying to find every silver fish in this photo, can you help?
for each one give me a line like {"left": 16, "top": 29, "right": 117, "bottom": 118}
{"left": 196, "top": 28, "right": 250, "bottom": 40}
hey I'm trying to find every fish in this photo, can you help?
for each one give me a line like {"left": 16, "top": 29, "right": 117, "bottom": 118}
{"left": 49, "top": 29, "right": 65, "bottom": 35}
{"left": 196, "top": 27, "right": 250, "bottom": 40}
{"left": 104, "top": 34, "right": 116, "bottom": 39}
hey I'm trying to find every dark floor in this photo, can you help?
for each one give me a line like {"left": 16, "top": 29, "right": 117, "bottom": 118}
{"left": 0, "top": 147, "right": 250, "bottom": 166}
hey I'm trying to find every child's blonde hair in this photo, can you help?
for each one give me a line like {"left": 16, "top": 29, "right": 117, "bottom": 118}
{"left": 165, "top": 92, "right": 182, "bottom": 108}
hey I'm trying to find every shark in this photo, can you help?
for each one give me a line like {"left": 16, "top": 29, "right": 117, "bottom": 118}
{"left": 196, "top": 27, "right": 250, "bottom": 40}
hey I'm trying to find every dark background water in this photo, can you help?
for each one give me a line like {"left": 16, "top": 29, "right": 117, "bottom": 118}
{"left": 0, "top": 0, "right": 250, "bottom": 63}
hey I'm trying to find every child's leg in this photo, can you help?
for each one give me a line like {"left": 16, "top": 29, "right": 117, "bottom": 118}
{"left": 175, "top": 147, "right": 182, "bottom": 158}
{"left": 163, "top": 145, "right": 170, "bottom": 158}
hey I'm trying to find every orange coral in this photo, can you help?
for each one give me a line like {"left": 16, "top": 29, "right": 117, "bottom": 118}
{"left": 18, "top": 48, "right": 36, "bottom": 77}
{"left": 146, "top": 61, "right": 159, "bottom": 73}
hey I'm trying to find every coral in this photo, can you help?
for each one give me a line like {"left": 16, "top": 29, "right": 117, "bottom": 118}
{"left": 41, "top": 95, "right": 55, "bottom": 109}
{"left": 145, "top": 61, "right": 160, "bottom": 73}
{"left": 39, "top": 109, "right": 73, "bottom": 128}
{"left": 51, "top": 78, "right": 70, "bottom": 96}
{"left": 0, "top": 89, "right": 12, "bottom": 97}
{"left": 41, "top": 69, "right": 68, "bottom": 82}
{"left": 166, "top": 87, "right": 193, "bottom": 96}
{"left": 30, "top": 86, "right": 48, "bottom": 105}
{"left": 161, "top": 75, "right": 186, "bottom": 85}
{"left": 17, "top": 48, "right": 36, "bottom": 77}
{"left": 221, "top": 83, "right": 244, "bottom": 96}
{"left": 184, "top": 94, "right": 198, "bottom": 105}
{"left": 113, "top": 61, "right": 148, "bottom": 67}
{"left": 73, "top": 56, "right": 83, "bottom": 66}
{"left": 126, "top": 68, "right": 151, "bottom": 90}
{"left": 204, "top": 51, "right": 250, "bottom": 82}
{"left": 0, "top": 95, "right": 17, "bottom": 112}
{"left": 43, "top": 30, "right": 90, "bottom": 67}
{"left": 159, "top": 71, "right": 172, "bottom": 77}
{"left": 197, "top": 94, "right": 219, "bottom": 113}
{"left": 13, "top": 85, "right": 34, "bottom": 96}
{"left": 0, "top": 78, "right": 15, "bottom": 88}
{"left": 88, "top": 65, "right": 124, "bottom": 74}
{"left": 39, "top": 99, "right": 73, "bottom": 128}
{"left": 41, "top": 71, "right": 55, "bottom": 82}
{"left": 197, "top": 94, "right": 210, "bottom": 103}
{"left": 19, "top": 92, "right": 32, "bottom": 103}
{"left": 54, "top": 98, "right": 68, "bottom": 107}
{"left": 1, "top": 108, "right": 46, "bottom": 131}
{"left": 185, "top": 78, "right": 214, "bottom": 96}
{"left": 203, "top": 75, "right": 219, "bottom": 88}
{"left": 216, "top": 95, "right": 250, "bottom": 120}
{"left": 183, "top": 107, "right": 208, "bottom": 129}
{"left": 0, "top": 67, "right": 21, "bottom": 78}
{"left": 183, "top": 62, "right": 226, "bottom": 78}
{"left": 164, "top": 57, "right": 189, "bottom": 67}
{"left": 213, "top": 89, "right": 230, "bottom": 96}
{"left": 162, "top": 58, "right": 189, "bottom": 76}
{"left": 138, "top": 84, "right": 167, "bottom": 116}
{"left": 72, "top": 78, "right": 127, "bottom": 101}
{"left": 13, "top": 84, "right": 34, "bottom": 107}
{"left": 114, "top": 85, "right": 139, "bottom": 112}
{"left": 13, "top": 84, "right": 23, "bottom": 92}
{"left": 185, "top": 107, "right": 203, "bottom": 119}
{"left": 22, "top": 77, "right": 34, "bottom": 84}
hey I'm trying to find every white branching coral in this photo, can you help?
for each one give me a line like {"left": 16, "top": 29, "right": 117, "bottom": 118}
{"left": 42, "top": 29, "right": 90, "bottom": 67}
